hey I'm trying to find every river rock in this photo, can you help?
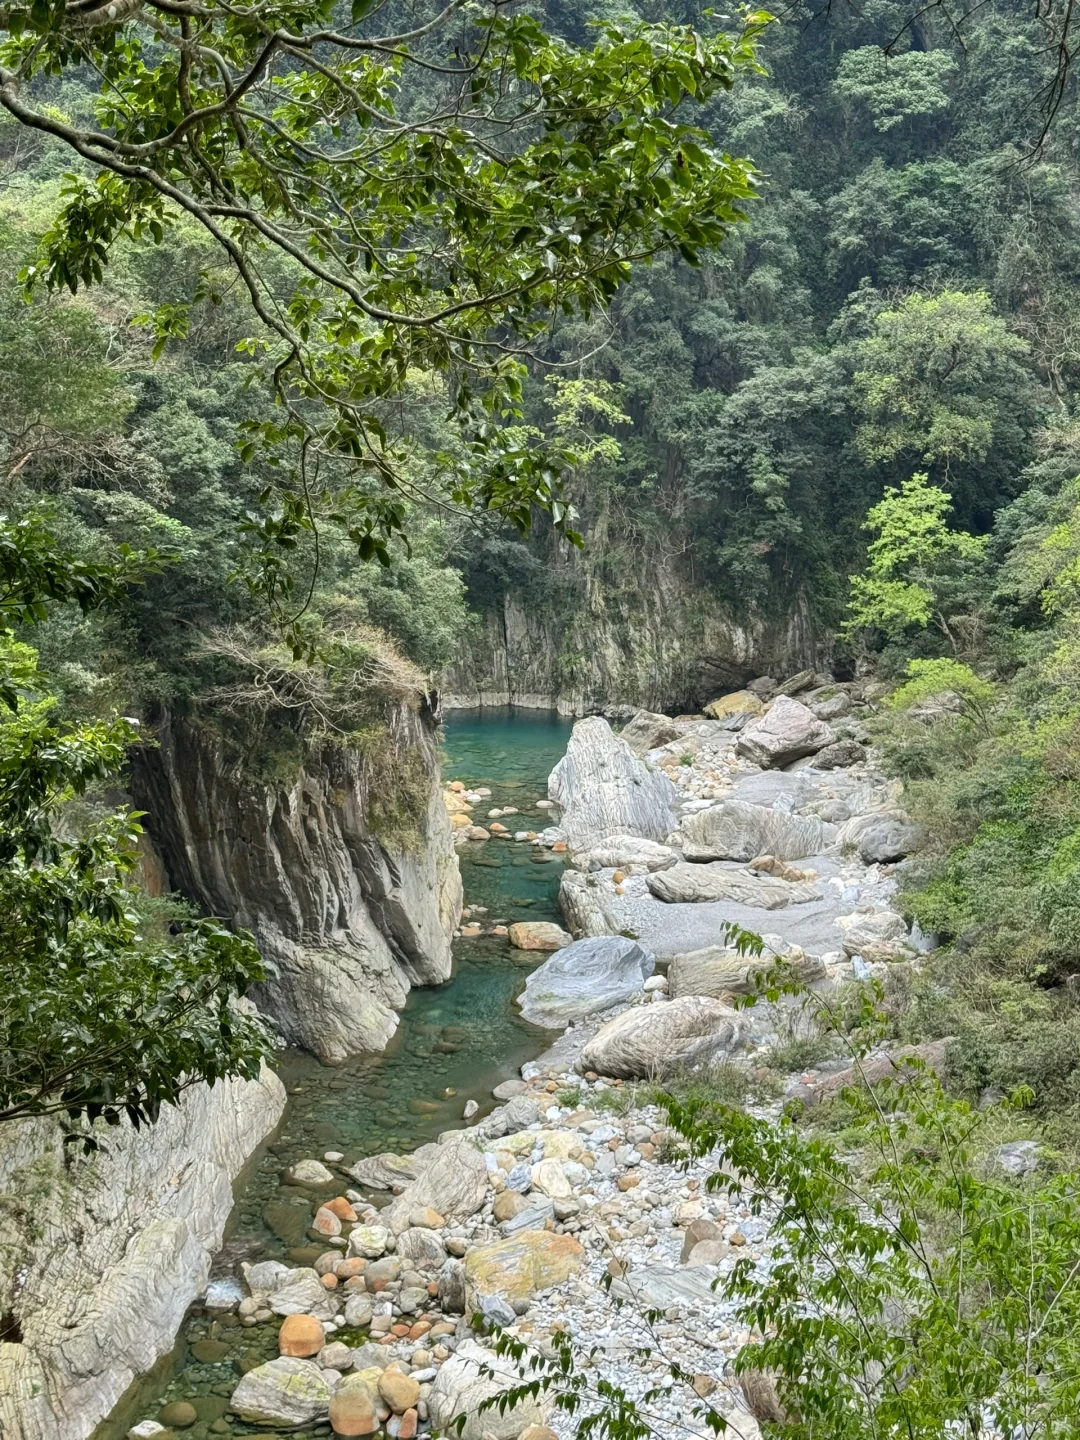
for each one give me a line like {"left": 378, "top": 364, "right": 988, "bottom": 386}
{"left": 381, "top": 1137, "right": 489, "bottom": 1232}
{"left": 285, "top": 1158, "right": 336, "bottom": 1187}
{"left": 492, "top": 1079, "right": 528, "bottom": 1100}
{"left": 579, "top": 996, "right": 750, "bottom": 1078}
{"left": 465, "top": 1231, "right": 585, "bottom": 1309}
{"left": 328, "top": 1373, "right": 378, "bottom": 1437}
{"left": 548, "top": 717, "right": 677, "bottom": 852}
{"left": 647, "top": 863, "right": 821, "bottom": 908}
{"left": 668, "top": 945, "right": 823, "bottom": 999}
{"left": 344, "top": 1293, "right": 375, "bottom": 1327}
{"left": 570, "top": 835, "right": 678, "bottom": 872}
{"left": 610, "top": 1265, "right": 723, "bottom": 1310}
{"left": 346, "top": 1152, "right": 418, "bottom": 1190}
{"left": 736, "top": 697, "right": 837, "bottom": 768}
{"left": 278, "top": 1313, "right": 325, "bottom": 1358}
{"left": 229, "top": 1357, "right": 332, "bottom": 1426}
{"left": 379, "top": 1368, "right": 421, "bottom": 1414}
{"left": 438, "top": 1258, "right": 467, "bottom": 1313}
{"left": 517, "top": 937, "right": 656, "bottom": 1027}
{"left": 837, "top": 909, "right": 910, "bottom": 962}
{"left": 428, "top": 1339, "right": 552, "bottom": 1440}
{"left": 813, "top": 740, "right": 866, "bottom": 769}
{"left": 508, "top": 921, "right": 573, "bottom": 951}
{"left": 530, "top": 1159, "right": 572, "bottom": 1198}
{"left": 703, "top": 691, "right": 765, "bottom": 721}
{"left": 395, "top": 1227, "right": 446, "bottom": 1268}
{"left": 268, "top": 1267, "right": 340, "bottom": 1319}
{"left": 681, "top": 800, "right": 824, "bottom": 862}
{"left": 347, "top": 1225, "right": 390, "bottom": 1259}
{"left": 837, "top": 810, "right": 926, "bottom": 862}
{"left": 558, "top": 869, "right": 622, "bottom": 938}
{"left": 618, "top": 710, "right": 681, "bottom": 755}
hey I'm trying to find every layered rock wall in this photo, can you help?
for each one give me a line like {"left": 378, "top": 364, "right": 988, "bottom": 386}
{"left": 130, "top": 704, "right": 461, "bottom": 1065}
{"left": 442, "top": 574, "right": 816, "bottom": 714}
{"left": 0, "top": 1069, "right": 286, "bottom": 1440}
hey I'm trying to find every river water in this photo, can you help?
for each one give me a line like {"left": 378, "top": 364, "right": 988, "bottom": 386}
{"left": 98, "top": 706, "right": 574, "bottom": 1440}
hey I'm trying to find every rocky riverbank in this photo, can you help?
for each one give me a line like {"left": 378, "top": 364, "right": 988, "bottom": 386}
{"left": 120, "top": 673, "right": 928, "bottom": 1440}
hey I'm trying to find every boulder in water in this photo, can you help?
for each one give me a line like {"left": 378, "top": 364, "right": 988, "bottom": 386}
{"left": 229, "top": 1357, "right": 331, "bottom": 1426}
{"left": 517, "top": 937, "right": 656, "bottom": 1027}
{"left": 508, "top": 921, "right": 572, "bottom": 951}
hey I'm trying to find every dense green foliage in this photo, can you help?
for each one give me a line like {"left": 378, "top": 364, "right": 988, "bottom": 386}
{"left": 0, "top": 521, "right": 272, "bottom": 1137}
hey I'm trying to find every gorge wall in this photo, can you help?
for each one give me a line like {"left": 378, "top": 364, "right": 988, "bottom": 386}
{"left": 129, "top": 701, "right": 463, "bottom": 1065}
{"left": 0, "top": 1067, "right": 286, "bottom": 1440}
{"left": 443, "top": 565, "right": 817, "bottom": 714}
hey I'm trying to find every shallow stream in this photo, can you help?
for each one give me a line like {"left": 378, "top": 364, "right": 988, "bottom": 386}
{"left": 98, "top": 705, "right": 573, "bottom": 1440}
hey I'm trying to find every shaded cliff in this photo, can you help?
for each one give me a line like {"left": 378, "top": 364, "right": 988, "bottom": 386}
{"left": 443, "top": 577, "right": 816, "bottom": 714}
{"left": 0, "top": 1067, "right": 286, "bottom": 1440}
{"left": 129, "top": 701, "right": 462, "bottom": 1065}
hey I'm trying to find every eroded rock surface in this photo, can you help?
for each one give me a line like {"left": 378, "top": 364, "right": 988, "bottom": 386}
{"left": 0, "top": 1069, "right": 285, "bottom": 1440}
{"left": 549, "top": 717, "right": 677, "bottom": 852}
{"left": 518, "top": 938, "right": 656, "bottom": 1028}
{"left": 130, "top": 703, "right": 462, "bottom": 1063}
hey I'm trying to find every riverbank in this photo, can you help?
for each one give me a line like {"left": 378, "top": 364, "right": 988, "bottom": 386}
{"left": 113, "top": 676, "right": 932, "bottom": 1439}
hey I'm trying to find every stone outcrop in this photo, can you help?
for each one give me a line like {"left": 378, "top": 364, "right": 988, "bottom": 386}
{"left": 579, "top": 996, "right": 750, "bottom": 1078}
{"left": 681, "top": 800, "right": 825, "bottom": 862}
{"left": 517, "top": 937, "right": 656, "bottom": 1027}
{"left": 836, "top": 810, "right": 926, "bottom": 863}
{"left": 617, "top": 710, "right": 682, "bottom": 755}
{"left": 130, "top": 703, "right": 462, "bottom": 1064}
{"left": 0, "top": 1069, "right": 286, "bottom": 1440}
{"left": 669, "top": 945, "right": 825, "bottom": 1000}
{"left": 548, "top": 718, "right": 677, "bottom": 853}
{"left": 736, "top": 696, "right": 837, "bottom": 769}
{"left": 428, "top": 1338, "right": 553, "bottom": 1440}
{"left": 647, "top": 863, "right": 822, "bottom": 909}
{"left": 441, "top": 561, "right": 815, "bottom": 714}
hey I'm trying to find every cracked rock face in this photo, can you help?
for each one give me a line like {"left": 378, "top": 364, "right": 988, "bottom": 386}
{"left": 130, "top": 703, "right": 462, "bottom": 1063}
{"left": 0, "top": 1069, "right": 286, "bottom": 1440}
{"left": 548, "top": 717, "right": 677, "bottom": 853}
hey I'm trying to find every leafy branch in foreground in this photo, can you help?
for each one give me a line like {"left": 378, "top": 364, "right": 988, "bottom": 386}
{"left": 0, "top": 0, "right": 771, "bottom": 637}
{"left": 0, "top": 518, "right": 273, "bottom": 1139}
{"left": 473, "top": 963, "right": 1080, "bottom": 1440}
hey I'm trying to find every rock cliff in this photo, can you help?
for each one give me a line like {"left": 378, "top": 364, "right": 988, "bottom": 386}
{"left": 0, "top": 1068, "right": 286, "bottom": 1440}
{"left": 442, "top": 570, "right": 816, "bottom": 714}
{"left": 130, "top": 702, "right": 462, "bottom": 1064}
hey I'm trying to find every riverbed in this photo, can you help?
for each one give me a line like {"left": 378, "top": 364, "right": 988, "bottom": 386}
{"left": 98, "top": 706, "right": 573, "bottom": 1440}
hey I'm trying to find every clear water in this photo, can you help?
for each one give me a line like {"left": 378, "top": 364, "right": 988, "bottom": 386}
{"left": 96, "top": 706, "right": 573, "bottom": 1439}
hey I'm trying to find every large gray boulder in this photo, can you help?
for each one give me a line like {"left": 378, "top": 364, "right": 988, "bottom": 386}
{"left": 570, "top": 835, "right": 678, "bottom": 872}
{"left": 618, "top": 709, "right": 682, "bottom": 755}
{"left": 836, "top": 909, "right": 911, "bottom": 962}
{"left": 647, "top": 863, "right": 821, "bottom": 909}
{"left": 346, "top": 1150, "right": 418, "bottom": 1190}
{"left": 681, "top": 800, "right": 824, "bottom": 862}
{"left": 736, "top": 696, "right": 837, "bottom": 769}
{"left": 268, "top": 1267, "right": 341, "bottom": 1320}
{"left": 558, "top": 870, "right": 621, "bottom": 938}
{"left": 669, "top": 945, "right": 825, "bottom": 999}
{"left": 428, "top": 1338, "right": 552, "bottom": 1440}
{"left": 578, "top": 995, "right": 750, "bottom": 1078}
{"left": 381, "top": 1136, "right": 489, "bottom": 1232}
{"left": 518, "top": 937, "right": 656, "bottom": 1027}
{"left": 230, "top": 1357, "right": 332, "bottom": 1426}
{"left": 549, "top": 717, "right": 677, "bottom": 852}
{"left": 837, "top": 810, "right": 926, "bottom": 863}
{"left": 611, "top": 1265, "right": 725, "bottom": 1309}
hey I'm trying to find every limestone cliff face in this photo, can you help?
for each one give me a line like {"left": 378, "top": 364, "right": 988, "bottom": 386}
{"left": 0, "top": 1068, "right": 286, "bottom": 1440}
{"left": 129, "top": 702, "right": 462, "bottom": 1065}
{"left": 442, "top": 572, "right": 815, "bottom": 714}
